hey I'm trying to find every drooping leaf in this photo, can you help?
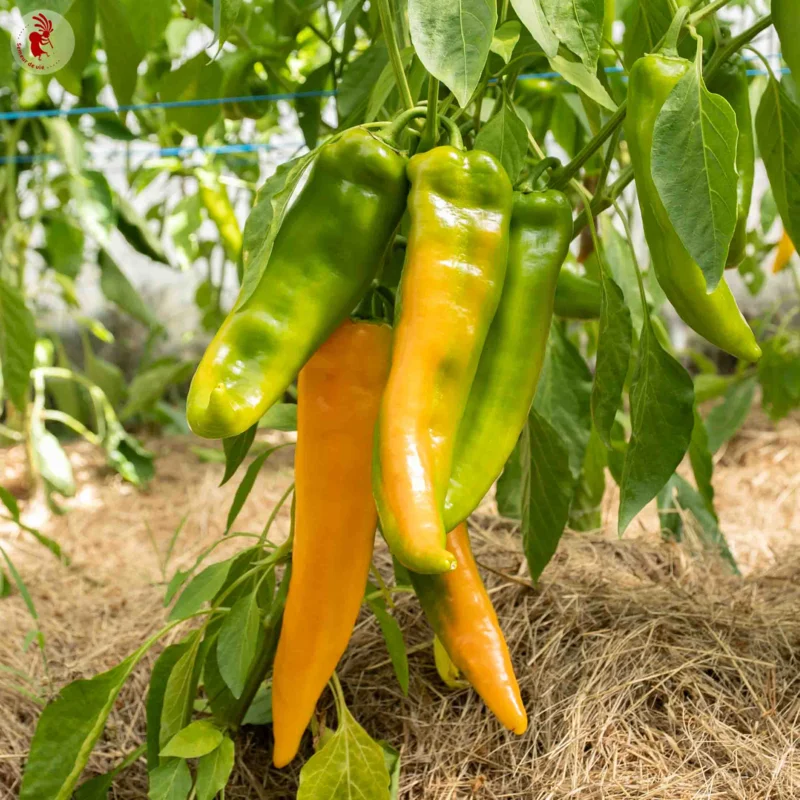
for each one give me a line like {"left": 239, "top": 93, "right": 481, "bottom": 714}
{"left": 98, "top": 249, "right": 158, "bottom": 329}
{"left": 56, "top": 0, "right": 96, "bottom": 95}
{"left": 116, "top": 195, "right": 169, "bottom": 265}
{"left": 755, "top": 77, "right": 800, "bottom": 252}
{"left": 541, "top": 0, "right": 604, "bottom": 70}
{"left": 213, "top": 0, "right": 244, "bottom": 48}
{"left": 297, "top": 64, "right": 331, "bottom": 150}
{"left": 509, "top": 0, "right": 559, "bottom": 58}
{"left": 408, "top": 0, "right": 496, "bottom": 107}
{"left": 618, "top": 321, "right": 695, "bottom": 534}
{"left": 160, "top": 720, "right": 223, "bottom": 759}
{"left": 474, "top": 101, "right": 529, "bottom": 183}
{"left": 568, "top": 425, "right": 606, "bottom": 532}
{"left": 221, "top": 424, "right": 257, "bottom": 486}
{"left": 297, "top": 705, "right": 391, "bottom": 800}
{"left": 0, "top": 278, "right": 36, "bottom": 410}
{"left": 195, "top": 737, "right": 235, "bottom": 800}
{"left": 520, "top": 410, "right": 574, "bottom": 581}
{"left": 652, "top": 41, "right": 739, "bottom": 291}
{"left": 365, "top": 584, "right": 409, "bottom": 695}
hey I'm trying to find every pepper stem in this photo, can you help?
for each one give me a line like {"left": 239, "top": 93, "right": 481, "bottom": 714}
{"left": 381, "top": 106, "right": 464, "bottom": 151}
{"left": 528, "top": 156, "right": 561, "bottom": 188}
{"left": 660, "top": 6, "right": 690, "bottom": 57}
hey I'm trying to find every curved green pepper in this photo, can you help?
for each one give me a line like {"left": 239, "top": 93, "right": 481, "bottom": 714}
{"left": 554, "top": 270, "right": 602, "bottom": 319}
{"left": 626, "top": 53, "right": 761, "bottom": 362}
{"left": 443, "top": 189, "right": 572, "bottom": 530}
{"left": 708, "top": 55, "right": 754, "bottom": 268}
{"left": 187, "top": 129, "right": 408, "bottom": 438}
{"left": 374, "top": 146, "right": 513, "bottom": 574}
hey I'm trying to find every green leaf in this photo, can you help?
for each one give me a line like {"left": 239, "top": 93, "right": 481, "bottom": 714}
{"left": 241, "top": 684, "right": 272, "bottom": 725}
{"left": 0, "top": 485, "right": 20, "bottom": 521}
{"left": 755, "top": 77, "right": 800, "bottom": 253}
{"left": 98, "top": 249, "right": 158, "bottom": 328}
{"left": 622, "top": 0, "right": 671, "bottom": 69}
{"left": 116, "top": 195, "right": 169, "bottom": 265}
{"left": 216, "top": 592, "right": 260, "bottom": 698}
{"left": 366, "top": 47, "right": 415, "bottom": 123}
{"left": 159, "top": 54, "right": 224, "bottom": 138}
{"left": 221, "top": 424, "right": 257, "bottom": 486}
{"left": 225, "top": 446, "right": 282, "bottom": 533}
{"left": 509, "top": 0, "right": 559, "bottom": 58}
{"left": 160, "top": 720, "right": 223, "bottom": 759}
{"left": 97, "top": 0, "right": 142, "bottom": 106}
{"left": 773, "top": 0, "right": 800, "bottom": 85}
{"left": 541, "top": 0, "right": 603, "bottom": 70}
{"left": 147, "top": 643, "right": 190, "bottom": 769}
{"left": 490, "top": 21, "right": 521, "bottom": 64}
{"left": 54, "top": 0, "right": 95, "bottom": 94}
{"left": 148, "top": 759, "right": 192, "bottom": 800}
{"left": 534, "top": 325, "right": 593, "bottom": 482}
{"left": 704, "top": 375, "right": 757, "bottom": 454}
{"left": 474, "top": 100, "right": 528, "bottom": 183}
{"left": 568, "top": 425, "right": 606, "bottom": 532}
{"left": 239, "top": 152, "right": 316, "bottom": 310}
{"left": 195, "top": 737, "right": 235, "bottom": 800}
{"left": 547, "top": 54, "right": 616, "bottom": 111}
{"left": 520, "top": 410, "right": 574, "bottom": 581}
{"left": 408, "top": 0, "right": 497, "bottom": 107}
{"left": 337, "top": 42, "right": 389, "bottom": 125}
{"left": 168, "top": 561, "right": 232, "bottom": 622}
{"left": 688, "top": 409, "right": 715, "bottom": 513}
{"left": 0, "top": 277, "right": 36, "bottom": 410}
{"left": 652, "top": 42, "right": 739, "bottom": 291}
{"left": 20, "top": 651, "right": 149, "bottom": 800}
{"left": 297, "top": 705, "right": 390, "bottom": 800}
{"left": 165, "top": 195, "right": 203, "bottom": 272}
{"left": 213, "top": 0, "right": 244, "bottom": 48}
{"left": 259, "top": 402, "right": 298, "bottom": 431}
{"left": 297, "top": 65, "right": 330, "bottom": 150}
{"left": 43, "top": 214, "right": 85, "bottom": 279}
{"left": 32, "top": 424, "right": 75, "bottom": 497}
{"left": 591, "top": 264, "right": 632, "bottom": 447}
{"left": 495, "top": 437, "right": 523, "bottom": 519}
{"left": 121, "top": 361, "right": 193, "bottom": 421}
{"left": 159, "top": 635, "right": 204, "bottom": 752}
{"left": 758, "top": 333, "right": 800, "bottom": 420}
{"left": 333, "top": 0, "right": 364, "bottom": 33}
{"left": 365, "top": 584, "right": 409, "bottom": 695}
{"left": 618, "top": 321, "right": 695, "bottom": 534}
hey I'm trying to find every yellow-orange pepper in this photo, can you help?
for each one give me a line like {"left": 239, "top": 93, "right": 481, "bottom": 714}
{"left": 410, "top": 523, "right": 527, "bottom": 734}
{"left": 271, "top": 320, "right": 392, "bottom": 768}
{"left": 773, "top": 230, "right": 796, "bottom": 274}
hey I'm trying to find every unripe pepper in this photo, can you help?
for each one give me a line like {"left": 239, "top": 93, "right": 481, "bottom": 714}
{"left": 373, "top": 146, "right": 513, "bottom": 574}
{"left": 625, "top": 51, "right": 761, "bottom": 362}
{"left": 554, "top": 270, "right": 602, "bottom": 319}
{"left": 271, "top": 320, "right": 392, "bottom": 768}
{"left": 707, "top": 55, "right": 754, "bottom": 269}
{"left": 409, "top": 523, "right": 528, "bottom": 734}
{"left": 187, "top": 129, "right": 407, "bottom": 439}
{"left": 443, "top": 190, "right": 572, "bottom": 531}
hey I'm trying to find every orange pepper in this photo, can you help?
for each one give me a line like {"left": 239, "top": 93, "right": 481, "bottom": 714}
{"left": 773, "top": 230, "right": 796, "bottom": 274}
{"left": 409, "top": 523, "right": 528, "bottom": 734}
{"left": 271, "top": 319, "right": 392, "bottom": 768}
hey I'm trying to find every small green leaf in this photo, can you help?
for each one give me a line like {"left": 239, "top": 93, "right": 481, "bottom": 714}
{"left": 688, "top": 409, "right": 715, "bottom": 513}
{"left": 168, "top": 561, "right": 232, "bottom": 622}
{"left": 490, "top": 21, "right": 521, "bottom": 64}
{"left": 652, "top": 41, "right": 739, "bottom": 291}
{"left": 704, "top": 375, "right": 757, "bottom": 454}
{"left": 121, "top": 361, "right": 193, "bottom": 421}
{"left": 408, "top": 0, "right": 497, "bottom": 107}
{"left": 619, "top": 321, "right": 695, "bottom": 534}
{"left": 98, "top": 249, "right": 158, "bottom": 329}
{"left": 116, "top": 195, "right": 169, "bottom": 265}
{"left": 159, "top": 635, "right": 204, "bottom": 753}
{"left": 474, "top": 101, "right": 529, "bottom": 183}
{"left": 520, "top": 410, "right": 574, "bottom": 581}
{"left": 159, "top": 54, "right": 224, "bottom": 138}
{"left": 0, "top": 485, "right": 20, "bottom": 522}
{"left": 541, "top": 0, "right": 604, "bottom": 70}
{"left": 241, "top": 684, "right": 272, "bottom": 725}
{"left": 216, "top": 592, "right": 260, "bottom": 698}
{"left": 547, "top": 54, "right": 616, "bottom": 111}
{"left": 0, "top": 277, "right": 36, "bottom": 410}
{"left": 147, "top": 643, "right": 190, "bottom": 769}
{"left": 195, "top": 737, "right": 235, "bottom": 800}
{"left": 31, "top": 425, "right": 75, "bottom": 497}
{"left": 225, "top": 446, "right": 284, "bottom": 533}
{"left": 221, "top": 425, "right": 257, "bottom": 486}
{"left": 259, "top": 403, "right": 298, "bottom": 432}
{"left": 160, "top": 721, "right": 223, "bottom": 759}
{"left": 495, "top": 437, "right": 523, "bottom": 519}
{"left": 365, "top": 585, "right": 409, "bottom": 695}
{"left": 148, "top": 759, "right": 192, "bottom": 800}
{"left": 366, "top": 47, "right": 415, "bottom": 123}
{"left": 297, "top": 705, "right": 390, "bottom": 800}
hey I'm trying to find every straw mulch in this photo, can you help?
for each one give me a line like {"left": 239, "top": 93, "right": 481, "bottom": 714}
{"left": 1, "top": 411, "right": 799, "bottom": 799}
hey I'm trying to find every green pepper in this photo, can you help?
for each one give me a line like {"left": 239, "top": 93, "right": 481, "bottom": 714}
{"left": 443, "top": 189, "right": 572, "bottom": 530}
{"left": 625, "top": 50, "right": 761, "bottom": 362}
{"left": 373, "top": 145, "right": 513, "bottom": 574}
{"left": 707, "top": 55, "right": 754, "bottom": 268}
{"left": 554, "top": 270, "right": 602, "bottom": 319}
{"left": 187, "top": 129, "right": 408, "bottom": 439}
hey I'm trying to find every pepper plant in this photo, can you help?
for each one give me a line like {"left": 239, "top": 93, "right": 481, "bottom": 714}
{"left": 6, "top": 0, "right": 800, "bottom": 797}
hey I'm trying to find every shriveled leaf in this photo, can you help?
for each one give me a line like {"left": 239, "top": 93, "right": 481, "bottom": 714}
{"left": 408, "top": 0, "right": 496, "bottom": 107}
{"left": 618, "top": 321, "right": 695, "bottom": 534}
{"left": 652, "top": 42, "right": 739, "bottom": 291}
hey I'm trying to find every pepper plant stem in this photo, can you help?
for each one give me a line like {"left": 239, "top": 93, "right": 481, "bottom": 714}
{"left": 376, "top": 0, "right": 414, "bottom": 110}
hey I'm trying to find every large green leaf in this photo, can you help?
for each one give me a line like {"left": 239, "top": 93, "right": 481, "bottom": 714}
{"left": 297, "top": 705, "right": 390, "bottom": 800}
{"left": 755, "top": 77, "right": 800, "bottom": 251}
{"left": 0, "top": 278, "right": 36, "bottom": 410}
{"left": 509, "top": 0, "right": 558, "bottom": 58}
{"left": 160, "top": 54, "right": 224, "bottom": 138}
{"left": 619, "top": 321, "right": 695, "bottom": 533}
{"left": 474, "top": 100, "right": 528, "bottom": 183}
{"left": 652, "top": 42, "right": 739, "bottom": 291}
{"left": 541, "top": 0, "right": 603, "bottom": 70}
{"left": 773, "top": 0, "right": 800, "bottom": 85}
{"left": 622, "top": 0, "right": 671, "bottom": 69}
{"left": 56, "top": 0, "right": 95, "bottom": 95}
{"left": 97, "top": 0, "right": 142, "bottom": 106}
{"left": 408, "top": 0, "right": 496, "bottom": 107}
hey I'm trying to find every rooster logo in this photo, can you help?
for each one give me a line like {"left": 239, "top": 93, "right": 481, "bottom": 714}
{"left": 28, "top": 13, "right": 53, "bottom": 60}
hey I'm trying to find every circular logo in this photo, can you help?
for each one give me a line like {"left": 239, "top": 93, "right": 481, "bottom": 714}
{"left": 11, "top": 10, "right": 75, "bottom": 75}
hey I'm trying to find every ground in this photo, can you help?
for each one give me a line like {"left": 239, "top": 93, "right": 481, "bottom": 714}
{"left": 1, "top": 411, "right": 799, "bottom": 799}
